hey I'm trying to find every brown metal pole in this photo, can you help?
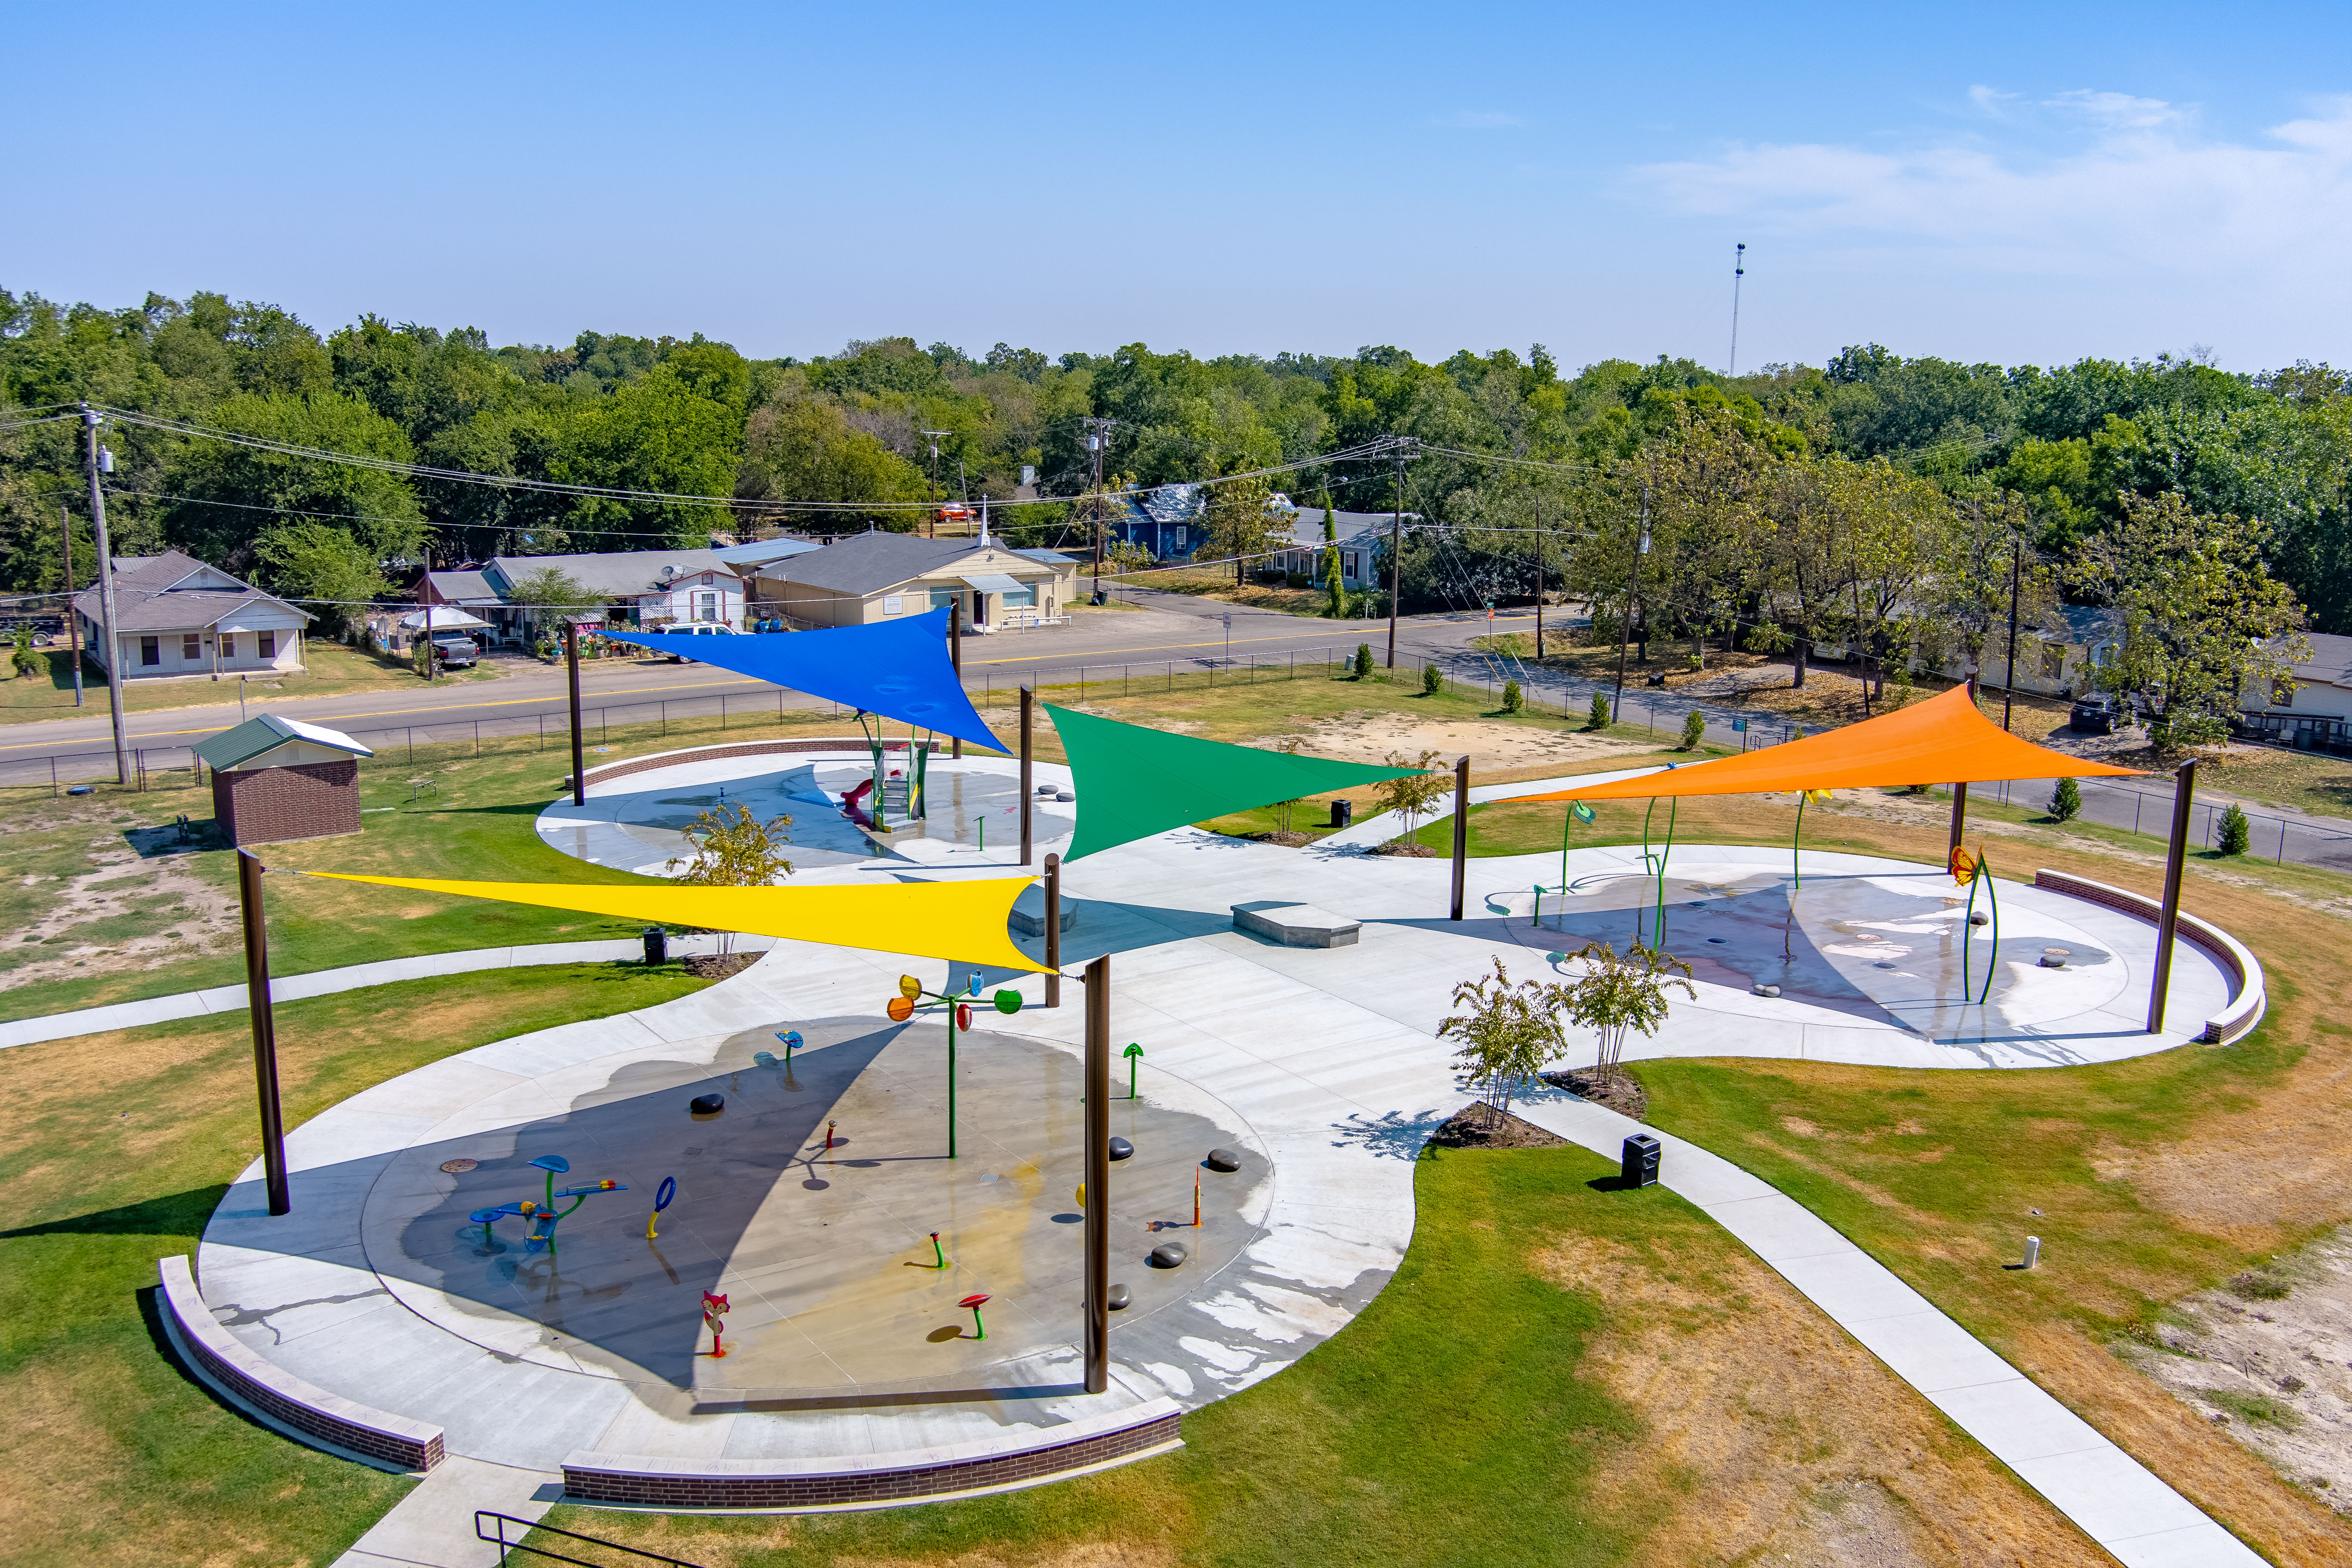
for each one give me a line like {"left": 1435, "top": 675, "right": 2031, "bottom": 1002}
{"left": 1019, "top": 687, "right": 1034, "bottom": 867}
{"left": 1385, "top": 452, "right": 1403, "bottom": 669}
{"left": 2001, "top": 538, "right": 2022, "bottom": 733}
{"left": 1450, "top": 755, "right": 1470, "bottom": 921}
{"left": 949, "top": 609, "right": 964, "bottom": 760}
{"left": 565, "top": 621, "right": 586, "bottom": 807}
{"left": 1083, "top": 952, "right": 1111, "bottom": 1394}
{"left": 237, "top": 850, "right": 291, "bottom": 1216}
{"left": 1948, "top": 782, "right": 1968, "bottom": 859}
{"left": 2147, "top": 759, "right": 2197, "bottom": 1034}
{"left": 1044, "top": 853, "right": 1062, "bottom": 1008}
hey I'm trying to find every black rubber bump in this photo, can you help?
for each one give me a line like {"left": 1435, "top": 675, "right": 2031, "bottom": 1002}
{"left": 689, "top": 1094, "right": 724, "bottom": 1117}
{"left": 1108, "top": 1136, "right": 1134, "bottom": 1161}
{"left": 1204, "top": 1147, "right": 1241, "bottom": 1173}
{"left": 1149, "top": 1241, "right": 1189, "bottom": 1269}
{"left": 1107, "top": 1283, "right": 1132, "bottom": 1310}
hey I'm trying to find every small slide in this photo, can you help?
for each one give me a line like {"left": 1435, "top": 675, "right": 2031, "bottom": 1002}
{"left": 841, "top": 777, "right": 875, "bottom": 829}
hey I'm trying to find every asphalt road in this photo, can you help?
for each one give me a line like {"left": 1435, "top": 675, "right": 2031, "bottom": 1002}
{"left": 0, "top": 593, "right": 1488, "bottom": 776}
{"left": 20, "top": 591, "right": 2350, "bottom": 875}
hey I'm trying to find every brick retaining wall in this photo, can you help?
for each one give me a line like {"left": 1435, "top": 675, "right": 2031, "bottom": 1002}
{"left": 160, "top": 1254, "right": 444, "bottom": 1472}
{"left": 563, "top": 1401, "right": 1180, "bottom": 1509}
{"left": 2031, "top": 869, "right": 2267, "bottom": 1044}
{"left": 577, "top": 738, "right": 938, "bottom": 792}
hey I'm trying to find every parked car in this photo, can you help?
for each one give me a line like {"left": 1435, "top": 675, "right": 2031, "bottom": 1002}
{"left": 663, "top": 623, "right": 738, "bottom": 663}
{"left": 2068, "top": 694, "right": 2121, "bottom": 734}
{"left": 429, "top": 632, "right": 480, "bottom": 668}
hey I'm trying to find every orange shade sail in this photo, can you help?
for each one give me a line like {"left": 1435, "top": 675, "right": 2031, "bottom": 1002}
{"left": 1511, "top": 685, "right": 2142, "bottom": 804}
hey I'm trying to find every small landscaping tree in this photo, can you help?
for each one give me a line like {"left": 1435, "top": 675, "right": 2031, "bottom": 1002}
{"left": 665, "top": 803, "right": 795, "bottom": 959}
{"left": 1322, "top": 498, "right": 1344, "bottom": 617}
{"left": 2049, "top": 776, "right": 2081, "bottom": 823}
{"left": 1588, "top": 693, "right": 1611, "bottom": 731}
{"left": 1354, "top": 642, "right": 1374, "bottom": 679}
{"left": 1422, "top": 662, "right": 1443, "bottom": 695}
{"left": 1678, "top": 709, "right": 1706, "bottom": 750}
{"left": 1438, "top": 957, "right": 1567, "bottom": 1127}
{"left": 1502, "top": 677, "right": 1523, "bottom": 712}
{"left": 11, "top": 625, "right": 38, "bottom": 678}
{"left": 2217, "top": 803, "right": 2251, "bottom": 856}
{"left": 1545, "top": 940, "right": 1695, "bottom": 1092}
{"left": 1373, "top": 748, "right": 1449, "bottom": 842}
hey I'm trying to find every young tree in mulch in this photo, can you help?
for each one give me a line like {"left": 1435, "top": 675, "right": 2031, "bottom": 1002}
{"left": 665, "top": 803, "right": 794, "bottom": 967}
{"left": 1547, "top": 940, "right": 1694, "bottom": 1098}
{"left": 1588, "top": 693, "right": 1612, "bottom": 731}
{"left": 1502, "top": 677, "right": 1523, "bottom": 712}
{"left": 1438, "top": 957, "right": 1567, "bottom": 1129}
{"left": 1373, "top": 747, "right": 1449, "bottom": 849}
{"left": 1354, "top": 642, "right": 1375, "bottom": 679}
{"left": 1678, "top": 709, "right": 1706, "bottom": 749}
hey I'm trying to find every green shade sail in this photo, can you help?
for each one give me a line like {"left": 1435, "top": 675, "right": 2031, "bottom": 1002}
{"left": 1047, "top": 703, "right": 1423, "bottom": 861}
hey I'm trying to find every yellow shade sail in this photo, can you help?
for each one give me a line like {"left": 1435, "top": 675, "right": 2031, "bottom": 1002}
{"left": 1510, "top": 685, "right": 2143, "bottom": 804}
{"left": 294, "top": 872, "right": 1054, "bottom": 974}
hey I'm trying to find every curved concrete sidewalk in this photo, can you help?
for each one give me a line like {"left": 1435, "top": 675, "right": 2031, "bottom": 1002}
{"left": 0, "top": 933, "right": 773, "bottom": 1052}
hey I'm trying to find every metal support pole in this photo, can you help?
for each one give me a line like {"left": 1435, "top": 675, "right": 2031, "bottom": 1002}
{"left": 79, "top": 406, "right": 129, "bottom": 783}
{"left": 1385, "top": 448, "right": 1404, "bottom": 669}
{"left": 949, "top": 610, "right": 963, "bottom": 760}
{"left": 564, "top": 621, "right": 586, "bottom": 807}
{"left": 1019, "top": 687, "right": 1034, "bottom": 867}
{"left": 237, "top": 850, "right": 290, "bottom": 1215}
{"left": 1083, "top": 953, "right": 1111, "bottom": 1395}
{"left": 1450, "top": 755, "right": 1470, "bottom": 921}
{"left": 2147, "top": 760, "right": 2196, "bottom": 1034}
{"left": 1044, "top": 853, "right": 1063, "bottom": 1008}
{"left": 1948, "top": 782, "right": 1968, "bottom": 859}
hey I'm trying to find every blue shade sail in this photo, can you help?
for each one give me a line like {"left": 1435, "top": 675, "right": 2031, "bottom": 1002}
{"left": 605, "top": 609, "right": 1000, "bottom": 752}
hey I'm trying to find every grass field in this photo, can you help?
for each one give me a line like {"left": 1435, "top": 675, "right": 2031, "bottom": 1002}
{"left": 0, "top": 961, "right": 711, "bottom": 1568}
{"left": 527, "top": 1140, "right": 2108, "bottom": 1568}
{"left": 0, "top": 637, "right": 505, "bottom": 724}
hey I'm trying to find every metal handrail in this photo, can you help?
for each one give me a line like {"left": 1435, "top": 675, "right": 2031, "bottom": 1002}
{"left": 475, "top": 1509, "right": 705, "bottom": 1567}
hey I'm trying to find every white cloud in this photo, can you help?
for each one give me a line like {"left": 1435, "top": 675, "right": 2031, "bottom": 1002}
{"left": 1431, "top": 109, "right": 1521, "bottom": 130}
{"left": 1967, "top": 84, "right": 2016, "bottom": 117}
{"left": 2044, "top": 88, "right": 2186, "bottom": 129}
{"left": 1627, "top": 95, "right": 2352, "bottom": 282}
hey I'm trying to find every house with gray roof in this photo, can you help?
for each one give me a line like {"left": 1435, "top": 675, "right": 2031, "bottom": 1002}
{"left": 746, "top": 528, "right": 1079, "bottom": 630}
{"left": 1265, "top": 509, "right": 1398, "bottom": 590}
{"left": 481, "top": 549, "right": 746, "bottom": 635}
{"left": 74, "top": 550, "right": 314, "bottom": 682}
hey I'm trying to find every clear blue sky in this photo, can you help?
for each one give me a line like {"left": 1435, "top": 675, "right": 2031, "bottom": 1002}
{"left": 9, "top": 2, "right": 2347, "bottom": 373}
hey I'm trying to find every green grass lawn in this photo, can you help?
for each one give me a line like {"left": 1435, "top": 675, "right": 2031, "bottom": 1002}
{"left": 0, "top": 637, "right": 503, "bottom": 724}
{"left": 528, "top": 1139, "right": 2096, "bottom": 1568}
{"left": 0, "top": 961, "right": 711, "bottom": 1568}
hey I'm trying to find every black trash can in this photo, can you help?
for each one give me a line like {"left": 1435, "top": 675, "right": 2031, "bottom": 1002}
{"left": 1329, "top": 798, "right": 1354, "bottom": 829}
{"left": 1621, "top": 1133, "right": 1661, "bottom": 1188}
{"left": 643, "top": 925, "right": 668, "bottom": 966}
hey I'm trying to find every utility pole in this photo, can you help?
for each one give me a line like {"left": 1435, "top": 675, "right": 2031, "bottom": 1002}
{"left": 564, "top": 619, "right": 586, "bottom": 807}
{"left": 2001, "top": 537, "right": 2023, "bottom": 733}
{"left": 58, "top": 503, "right": 83, "bottom": 707}
{"left": 1385, "top": 440, "right": 1411, "bottom": 668}
{"left": 78, "top": 405, "right": 129, "bottom": 783}
{"left": 922, "top": 431, "right": 951, "bottom": 539}
{"left": 1728, "top": 242, "right": 1747, "bottom": 375}
{"left": 1613, "top": 483, "right": 1648, "bottom": 724}
{"left": 1082, "top": 417, "right": 1113, "bottom": 602}
{"left": 419, "top": 545, "right": 435, "bottom": 684}
{"left": 948, "top": 607, "right": 963, "bottom": 760}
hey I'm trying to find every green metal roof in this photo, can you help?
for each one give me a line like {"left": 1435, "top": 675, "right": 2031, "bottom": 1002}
{"left": 191, "top": 713, "right": 373, "bottom": 773}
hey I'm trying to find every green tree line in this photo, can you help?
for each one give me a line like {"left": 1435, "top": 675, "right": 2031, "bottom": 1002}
{"left": 3, "top": 288, "right": 2346, "bottom": 655}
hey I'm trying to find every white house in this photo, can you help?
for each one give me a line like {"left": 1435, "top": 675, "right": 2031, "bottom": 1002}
{"left": 74, "top": 551, "right": 312, "bottom": 682}
{"left": 1265, "top": 510, "right": 1398, "bottom": 590}
{"left": 2238, "top": 632, "right": 2352, "bottom": 749}
{"left": 482, "top": 550, "right": 748, "bottom": 633}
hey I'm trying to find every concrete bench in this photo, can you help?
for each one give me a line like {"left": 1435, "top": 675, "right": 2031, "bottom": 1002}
{"left": 1232, "top": 902, "right": 1361, "bottom": 948}
{"left": 1010, "top": 886, "right": 1078, "bottom": 937}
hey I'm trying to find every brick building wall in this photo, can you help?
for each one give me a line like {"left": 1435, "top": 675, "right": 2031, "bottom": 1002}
{"left": 211, "top": 758, "right": 362, "bottom": 846}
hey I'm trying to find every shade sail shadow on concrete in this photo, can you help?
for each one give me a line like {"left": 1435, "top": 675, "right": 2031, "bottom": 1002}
{"left": 210, "top": 1016, "right": 1270, "bottom": 1413}
{"left": 368, "top": 1020, "right": 904, "bottom": 1393}
{"left": 1466, "top": 869, "right": 2124, "bottom": 1044}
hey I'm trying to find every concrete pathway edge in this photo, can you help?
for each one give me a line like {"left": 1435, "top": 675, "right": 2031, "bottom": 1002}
{"left": 1510, "top": 1094, "right": 2270, "bottom": 1568}
{"left": 0, "top": 933, "right": 774, "bottom": 1051}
